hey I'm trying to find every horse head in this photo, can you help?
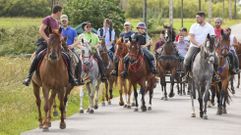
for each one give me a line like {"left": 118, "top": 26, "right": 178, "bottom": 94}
{"left": 216, "top": 29, "right": 230, "bottom": 57}
{"left": 81, "top": 38, "right": 93, "bottom": 69}
{"left": 163, "top": 25, "right": 176, "bottom": 43}
{"left": 201, "top": 34, "right": 216, "bottom": 64}
{"left": 115, "top": 38, "right": 128, "bottom": 58}
{"left": 47, "top": 33, "right": 62, "bottom": 62}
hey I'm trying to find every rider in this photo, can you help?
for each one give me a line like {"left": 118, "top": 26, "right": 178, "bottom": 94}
{"left": 176, "top": 34, "right": 189, "bottom": 61}
{"left": 97, "top": 18, "right": 116, "bottom": 60}
{"left": 23, "top": 5, "right": 79, "bottom": 86}
{"left": 121, "top": 22, "right": 157, "bottom": 78}
{"left": 225, "top": 28, "right": 239, "bottom": 74}
{"left": 214, "top": 17, "right": 223, "bottom": 40}
{"left": 78, "top": 21, "right": 107, "bottom": 81}
{"left": 184, "top": 11, "right": 219, "bottom": 81}
{"left": 111, "top": 21, "right": 134, "bottom": 76}
{"left": 61, "top": 14, "right": 84, "bottom": 85}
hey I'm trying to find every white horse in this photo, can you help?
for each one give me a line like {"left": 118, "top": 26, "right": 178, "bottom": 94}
{"left": 78, "top": 39, "right": 101, "bottom": 114}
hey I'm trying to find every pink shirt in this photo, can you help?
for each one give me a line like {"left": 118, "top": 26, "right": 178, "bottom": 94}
{"left": 214, "top": 27, "right": 223, "bottom": 40}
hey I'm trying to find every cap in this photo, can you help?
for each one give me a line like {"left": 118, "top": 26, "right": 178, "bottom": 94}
{"left": 60, "top": 14, "right": 68, "bottom": 21}
{"left": 124, "top": 21, "right": 131, "bottom": 26}
{"left": 136, "top": 22, "right": 146, "bottom": 29}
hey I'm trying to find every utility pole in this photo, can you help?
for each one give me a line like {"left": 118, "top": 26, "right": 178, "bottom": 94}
{"left": 181, "top": 0, "right": 184, "bottom": 27}
{"left": 208, "top": 0, "right": 212, "bottom": 23}
{"left": 229, "top": 0, "right": 232, "bottom": 19}
{"left": 143, "top": 0, "right": 147, "bottom": 27}
{"left": 222, "top": 0, "right": 225, "bottom": 18}
{"left": 198, "top": 0, "right": 201, "bottom": 11}
{"left": 234, "top": 0, "right": 237, "bottom": 19}
{"left": 169, "top": 0, "right": 173, "bottom": 27}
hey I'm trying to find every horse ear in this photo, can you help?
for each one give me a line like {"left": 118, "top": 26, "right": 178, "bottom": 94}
{"left": 81, "top": 38, "right": 84, "bottom": 43}
{"left": 89, "top": 39, "right": 92, "bottom": 43}
{"left": 207, "top": 33, "right": 210, "bottom": 39}
{"left": 121, "top": 37, "right": 124, "bottom": 43}
{"left": 221, "top": 29, "right": 224, "bottom": 36}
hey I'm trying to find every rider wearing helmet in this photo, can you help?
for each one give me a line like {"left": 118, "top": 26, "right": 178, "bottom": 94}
{"left": 121, "top": 22, "right": 157, "bottom": 78}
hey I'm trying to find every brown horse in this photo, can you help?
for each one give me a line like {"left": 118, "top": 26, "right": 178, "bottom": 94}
{"left": 127, "top": 39, "right": 157, "bottom": 112}
{"left": 98, "top": 39, "right": 116, "bottom": 105}
{"left": 211, "top": 31, "right": 231, "bottom": 115}
{"left": 115, "top": 38, "right": 132, "bottom": 108}
{"left": 32, "top": 33, "right": 68, "bottom": 131}
{"left": 234, "top": 42, "right": 241, "bottom": 88}
{"left": 156, "top": 26, "right": 179, "bottom": 100}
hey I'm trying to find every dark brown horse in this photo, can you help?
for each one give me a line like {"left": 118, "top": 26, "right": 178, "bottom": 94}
{"left": 98, "top": 39, "right": 116, "bottom": 105}
{"left": 32, "top": 33, "right": 68, "bottom": 131}
{"left": 234, "top": 42, "right": 241, "bottom": 88}
{"left": 156, "top": 26, "right": 179, "bottom": 100}
{"left": 211, "top": 30, "right": 231, "bottom": 115}
{"left": 127, "top": 39, "right": 157, "bottom": 112}
{"left": 115, "top": 38, "right": 132, "bottom": 108}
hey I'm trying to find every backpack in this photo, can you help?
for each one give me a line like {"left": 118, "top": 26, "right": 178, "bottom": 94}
{"left": 99, "top": 27, "right": 112, "bottom": 41}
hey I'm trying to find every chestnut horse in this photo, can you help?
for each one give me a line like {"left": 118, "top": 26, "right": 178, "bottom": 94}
{"left": 98, "top": 39, "right": 116, "bottom": 105}
{"left": 115, "top": 38, "right": 132, "bottom": 108}
{"left": 211, "top": 31, "right": 231, "bottom": 115}
{"left": 156, "top": 26, "right": 179, "bottom": 100}
{"left": 127, "top": 39, "right": 157, "bottom": 112}
{"left": 32, "top": 33, "right": 68, "bottom": 131}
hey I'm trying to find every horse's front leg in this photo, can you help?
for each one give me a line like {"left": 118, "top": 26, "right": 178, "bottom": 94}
{"left": 42, "top": 88, "right": 50, "bottom": 131}
{"left": 79, "top": 86, "right": 84, "bottom": 113}
{"left": 119, "top": 78, "right": 124, "bottom": 106}
{"left": 237, "top": 72, "right": 240, "bottom": 88}
{"left": 48, "top": 91, "right": 57, "bottom": 127}
{"left": 222, "top": 80, "right": 229, "bottom": 114}
{"left": 140, "top": 81, "right": 147, "bottom": 112}
{"left": 161, "top": 76, "right": 167, "bottom": 100}
{"left": 94, "top": 81, "right": 101, "bottom": 110}
{"left": 32, "top": 83, "right": 43, "bottom": 128}
{"left": 169, "top": 70, "right": 176, "bottom": 98}
{"left": 133, "top": 83, "right": 139, "bottom": 112}
{"left": 190, "top": 81, "right": 196, "bottom": 118}
{"left": 58, "top": 89, "right": 66, "bottom": 129}
{"left": 203, "top": 82, "right": 211, "bottom": 120}
{"left": 86, "top": 83, "right": 94, "bottom": 113}
{"left": 197, "top": 85, "right": 203, "bottom": 118}
{"left": 108, "top": 79, "right": 114, "bottom": 105}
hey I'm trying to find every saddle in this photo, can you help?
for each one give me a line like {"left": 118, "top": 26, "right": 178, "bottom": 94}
{"left": 189, "top": 49, "right": 200, "bottom": 72}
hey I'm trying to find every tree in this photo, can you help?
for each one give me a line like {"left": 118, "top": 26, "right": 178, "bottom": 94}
{"left": 229, "top": 0, "right": 232, "bottom": 19}
{"left": 64, "top": 0, "right": 125, "bottom": 35}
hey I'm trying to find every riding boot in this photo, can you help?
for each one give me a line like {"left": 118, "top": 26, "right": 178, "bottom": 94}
{"left": 75, "top": 61, "right": 84, "bottom": 85}
{"left": 228, "top": 52, "right": 238, "bottom": 74}
{"left": 63, "top": 53, "right": 79, "bottom": 86}
{"left": 213, "top": 61, "right": 221, "bottom": 82}
{"left": 150, "top": 60, "right": 157, "bottom": 74}
{"left": 111, "top": 57, "right": 119, "bottom": 76}
{"left": 183, "top": 65, "right": 190, "bottom": 82}
{"left": 22, "top": 55, "right": 41, "bottom": 86}
{"left": 121, "top": 57, "right": 129, "bottom": 79}
{"left": 233, "top": 52, "right": 239, "bottom": 74}
{"left": 95, "top": 54, "right": 107, "bottom": 82}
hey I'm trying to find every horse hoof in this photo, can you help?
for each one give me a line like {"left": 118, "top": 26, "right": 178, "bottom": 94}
{"left": 232, "top": 90, "right": 235, "bottom": 95}
{"left": 102, "top": 102, "right": 106, "bottom": 106}
{"left": 39, "top": 123, "right": 43, "bottom": 129}
{"left": 141, "top": 106, "right": 147, "bottom": 112}
{"left": 89, "top": 109, "right": 94, "bottom": 114}
{"left": 222, "top": 109, "right": 227, "bottom": 114}
{"left": 131, "top": 103, "right": 136, "bottom": 106}
{"left": 127, "top": 105, "right": 131, "bottom": 109}
{"left": 53, "top": 111, "right": 58, "bottom": 117}
{"left": 80, "top": 109, "right": 84, "bottom": 113}
{"left": 148, "top": 106, "right": 152, "bottom": 111}
{"left": 42, "top": 125, "right": 49, "bottom": 132}
{"left": 203, "top": 115, "right": 208, "bottom": 120}
{"left": 86, "top": 108, "right": 90, "bottom": 113}
{"left": 134, "top": 108, "right": 138, "bottom": 112}
{"left": 119, "top": 102, "right": 124, "bottom": 106}
{"left": 160, "top": 97, "right": 165, "bottom": 100}
{"left": 164, "top": 97, "right": 168, "bottom": 101}
{"left": 108, "top": 101, "right": 111, "bottom": 105}
{"left": 217, "top": 110, "right": 222, "bottom": 115}
{"left": 169, "top": 93, "right": 175, "bottom": 98}
{"left": 48, "top": 122, "right": 51, "bottom": 127}
{"left": 60, "top": 122, "right": 66, "bottom": 129}
{"left": 94, "top": 105, "right": 98, "bottom": 110}
{"left": 191, "top": 113, "right": 196, "bottom": 118}
{"left": 123, "top": 104, "right": 128, "bottom": 108}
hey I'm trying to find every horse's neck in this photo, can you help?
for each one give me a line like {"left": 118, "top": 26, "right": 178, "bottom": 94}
{"left": 218, "top": 56, "right": 227, "bottom": 67}
{"left": 163, "top": 43, "right": 175, "bottom": 55}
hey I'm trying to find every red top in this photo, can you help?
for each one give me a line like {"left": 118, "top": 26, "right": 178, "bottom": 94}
{"left": 214, "top": 27, "right": 223, "bottom": 40}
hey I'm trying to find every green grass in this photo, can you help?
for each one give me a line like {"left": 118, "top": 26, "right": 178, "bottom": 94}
{"left": 0, "top": 56, "right": 120, "bottom": 135}
{"left": 0, "top": 17, "right": 41, "bottom": 28}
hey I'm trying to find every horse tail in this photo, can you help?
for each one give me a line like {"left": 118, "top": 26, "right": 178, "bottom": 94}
{"left": 226, "top": 87, "right": 232, "bottom": 104}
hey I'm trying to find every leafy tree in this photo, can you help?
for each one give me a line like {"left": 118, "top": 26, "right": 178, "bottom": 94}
{"left": 64, "top": 0, "right": 125, "bottom": 35}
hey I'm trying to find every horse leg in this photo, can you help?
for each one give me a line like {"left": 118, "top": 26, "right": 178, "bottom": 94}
{"left": 79, "top": 86, "right": 84, "bottom": 113}
{"left": 94, "top": 81, "right": 101, "bottom": 110}
{"left": 127, "top": 81, "right": 132, "bottom": 108}
{"left": 102, "top": 81, "right": 108, "bottom": 106}
{"left": 237, "top": 72, "right": 240, "bottom": 88}
{"left": 86, "top": 83, "right": 94, "bottom": 113}
{"left": 222, "top": 81, "right": 229, "bottom": 114}
{"left": 216, "top": 83, "right": 222, "bottom": 115}
{"left": 140, "top": 82, "right": 147, "bottom": 112}
{"left": 33, "top": 82, "right": 43, "bottom": 128}
{"left": 119, "top": 80, "right": 124, "bottom": 106}
{"left": 42, "top": 88, "right": 50, "bottom": 131}
{"left": 203, "top": 84, "right": 210, "bottom": 120}
{"left": 148, "top": 87, "right": 153, "bottom": 111}
{"left": 190, "top": 81, "right": 196, "bottom": 117}
{"left": 58, "top": 89, "right": 66, "bottom": 129}
{"left": 89, "top": 83, "right": 95, "bottom": 113}
{"left": 169, "top": 74, "right": 175, "bottom": 98}
{"left": 198, "top": 85, "right": 204, "bottom": 118}
{"left": 133, "top": 84, "right": 139, "bottom": 112}
{"left": 52, "top": 99, "right": 58, "bottom": 117}
{"left": 231, "top": 76, "right": 235, "bottom": 94}
{"left": 108, "top": 80, "right": 114, "bottom": 105}
{"left": 48, "top": 91, "right": 57, "bottom": 127}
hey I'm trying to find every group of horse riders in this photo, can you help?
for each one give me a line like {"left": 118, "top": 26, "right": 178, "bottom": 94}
{"left": 22, "top": 5, "right": 239, "bottom": 87}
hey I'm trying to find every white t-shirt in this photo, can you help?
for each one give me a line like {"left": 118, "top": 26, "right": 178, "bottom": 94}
{"left": 230, "top": 34, "right": 235, "bottom": 51}
{"left": 189, "top": 22, "right": 215, "bottom": 48}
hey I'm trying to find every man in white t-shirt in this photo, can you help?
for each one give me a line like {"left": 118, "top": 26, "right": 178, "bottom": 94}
{"left": 184, "top": 11, "right": 219, "bottom": 80}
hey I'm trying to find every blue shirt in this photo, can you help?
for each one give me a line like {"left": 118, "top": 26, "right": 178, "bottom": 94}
{"left": 120, "top": 31, "right": 134, "bottom": 43}
{"left": 61, "top": 26, "right": 77, "bottom": 46}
